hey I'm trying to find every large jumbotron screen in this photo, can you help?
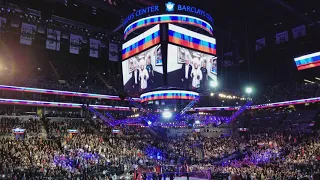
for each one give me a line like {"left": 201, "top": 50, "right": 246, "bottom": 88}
{"left": 167, "top": 24, "right": 217, "bottom": 89}
{"left": 122, "top": 25, "right": 163, "bottom": 93}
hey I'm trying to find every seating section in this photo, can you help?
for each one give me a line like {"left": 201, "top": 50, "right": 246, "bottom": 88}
{"left": 0, "top": 105, "right": 319, "bottom": 179}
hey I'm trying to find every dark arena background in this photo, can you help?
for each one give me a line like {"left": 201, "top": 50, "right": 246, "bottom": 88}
{"left": 0, "top": 0, "right": 319, "bottom": 179}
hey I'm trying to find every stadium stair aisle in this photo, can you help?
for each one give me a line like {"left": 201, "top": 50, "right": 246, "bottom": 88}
{"left": 215, "top": 150, "right": 247, "bottom": 165}
{"left": 146, "top": 127, "right": 165, "bottom": 139}
{"left": 41, "top": 118, "right": 50, "bottom": 138}
{"left": 86, "top": 117, "right": 102, "bottom": 134}
{"left": 96, "top": 72, "right": 113, "bottom": 90}
{"left": 39, "top": 118, "right": 48, "bottom": 139}
{"left": 86, "top": 106, "right": 114, "bottom": 127}
{"left": 23, "top": 141, "right": 34, "bottom": 166}
{"left": 48, "top": 61, "right": 62, "bottom": 83}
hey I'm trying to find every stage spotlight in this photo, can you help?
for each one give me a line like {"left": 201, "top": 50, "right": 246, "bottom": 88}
{"left": 147, "top": 121, "right": 152, "bottom": 125}
{"left": 245, "top": 87, "right": 253, "bottom": 94}
{"left": 162, "top": 111, "right": 172, "bottom": 119}
{"left": 195, "top": 120, "right": 200, "bottom": 124}
{"left": 210, "top": 81, "right": 218, "bottom": 88}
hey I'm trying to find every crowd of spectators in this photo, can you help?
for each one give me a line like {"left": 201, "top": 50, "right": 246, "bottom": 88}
{"left": 200, "top": 131, "right": 320, "bottom": 179}
{"left": 0, "top": 103, "right": 319, "bottom": 179}
{"left": 0, "top": 117, "right": 42, "bottom": 136}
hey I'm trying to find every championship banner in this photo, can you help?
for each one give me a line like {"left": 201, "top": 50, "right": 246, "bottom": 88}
{"left": 46, "top": 29, "right": 61, "bottom": 51}
{"left": 109, "top": 43, "right": 118, "bottom": 61}
{"left": 70, "top": 34, "right": 82, "bottom": 54}
{"left": 292, "top": 25, "right": 306, "bottom": 39}
{"left": 20, "top": 23, "right": 37, "bottom": 45}
{"left": 89, "top": 38, "right": 100, "bottom": 58}
{"left": 256, "top": 37, "right": 266, "bottom": 51}
{"left": 276, "top": 31, "right": 288, "bottom": 44}
{"left": 0, "top": 17, "right": 7, "bottom": 31}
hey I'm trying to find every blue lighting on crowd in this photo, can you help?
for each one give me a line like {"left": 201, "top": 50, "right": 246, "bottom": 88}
{"left": 54, "top": 149, "right": 103, "bottom": 171}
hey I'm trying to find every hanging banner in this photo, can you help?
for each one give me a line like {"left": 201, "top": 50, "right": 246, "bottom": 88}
{"left": 70, "top": 34, "right": 82, "bottom": 54}
{"left": 256, "top": 37, "right": 266, "bottom": 51}
{"left": 46, "top": 29, "right": 61, "bottom": 51}
{"left": 109, "top": 43, "right": 118, "bottom": 61}
{"left": 276, "top": 31, "right": 288, "bottom": 44}
{"left": 292, "top": 25, "right": 306, "bottom": 39}
{"left": 0, "top": 17, "right": 7, "bottom": 31}
{"left": 20, "top": 23, "right": 37, "bottom": 45}
{"left": 89, "top": 38, "right": 100, "bottom": 58}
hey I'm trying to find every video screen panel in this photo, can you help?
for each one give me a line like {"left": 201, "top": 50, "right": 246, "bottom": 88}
{"left": 294, "top": 51, "right": 320, "bottom": 70}
{"left": 168, "top": 24, "right": 216, "bottom": 55}
{"left": 122, "top": 45, "right": 163, "bottom": 93}
{"left": 167, "top": 44, "right": 217, "bottom": 90}
{"left": 122, "top": 24, "right": 160, "bottom": 60}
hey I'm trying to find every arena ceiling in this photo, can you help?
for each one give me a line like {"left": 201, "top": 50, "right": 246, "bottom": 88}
{"left": 5, "top": 0, "right": 320, "bottom": 38}
{"left": 1, "top": 0, "right": 319, "bottom": 89}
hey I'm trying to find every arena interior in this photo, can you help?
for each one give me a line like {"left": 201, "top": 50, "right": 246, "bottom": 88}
{"left": 0, "top": 0, "right": 320, "bottom": 179}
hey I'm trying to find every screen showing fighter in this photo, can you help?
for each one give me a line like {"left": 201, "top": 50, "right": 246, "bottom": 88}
{"left": 167, "top": 44, "right": 217, "bottom": 91}
{"left": 122, "top": 45, "right": 163, "bottom": 94}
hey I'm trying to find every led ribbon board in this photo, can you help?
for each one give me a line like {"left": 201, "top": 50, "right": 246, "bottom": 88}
{"left": 13, "top": 128, "right": 25, "bottom": 134}
{"left": 0, "top": 98, "right": 131, "bottom": 111}
{"left": 121, "top": 3, "right": 213, "bottom": 28}
{"left": 122, "top": 24, "right": 160, "bottom": 60}
{"left": 192, "top": 107, "right": 237, "bottom": 111}
{"left": 294, "top": 51, "right": 320, "bottom": 70}
{"left": 140, "top": 90, "right": 199, "bottom": 102}
{"left": 67, "top": 129, "right": 79, "bottom": 134}
{"left": 124, "top": 14, "right": 213, "bottom": 40}
{"left": 168, "top": 24, "right": 216, "bottom": 55}
{"left": 0, "top": 96, "right": 319, "bottom": 112}
{"left": 249, "top": 97, "right": 320, "bottom": 109}
{"left": 193, "top": 97, "right": 320, "bottom": 111}
{"left": 112, "top": 129, "right": 120, "bottom": 134}
{"left": 0, "top": 85, "right": 140, "bottom": 102}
